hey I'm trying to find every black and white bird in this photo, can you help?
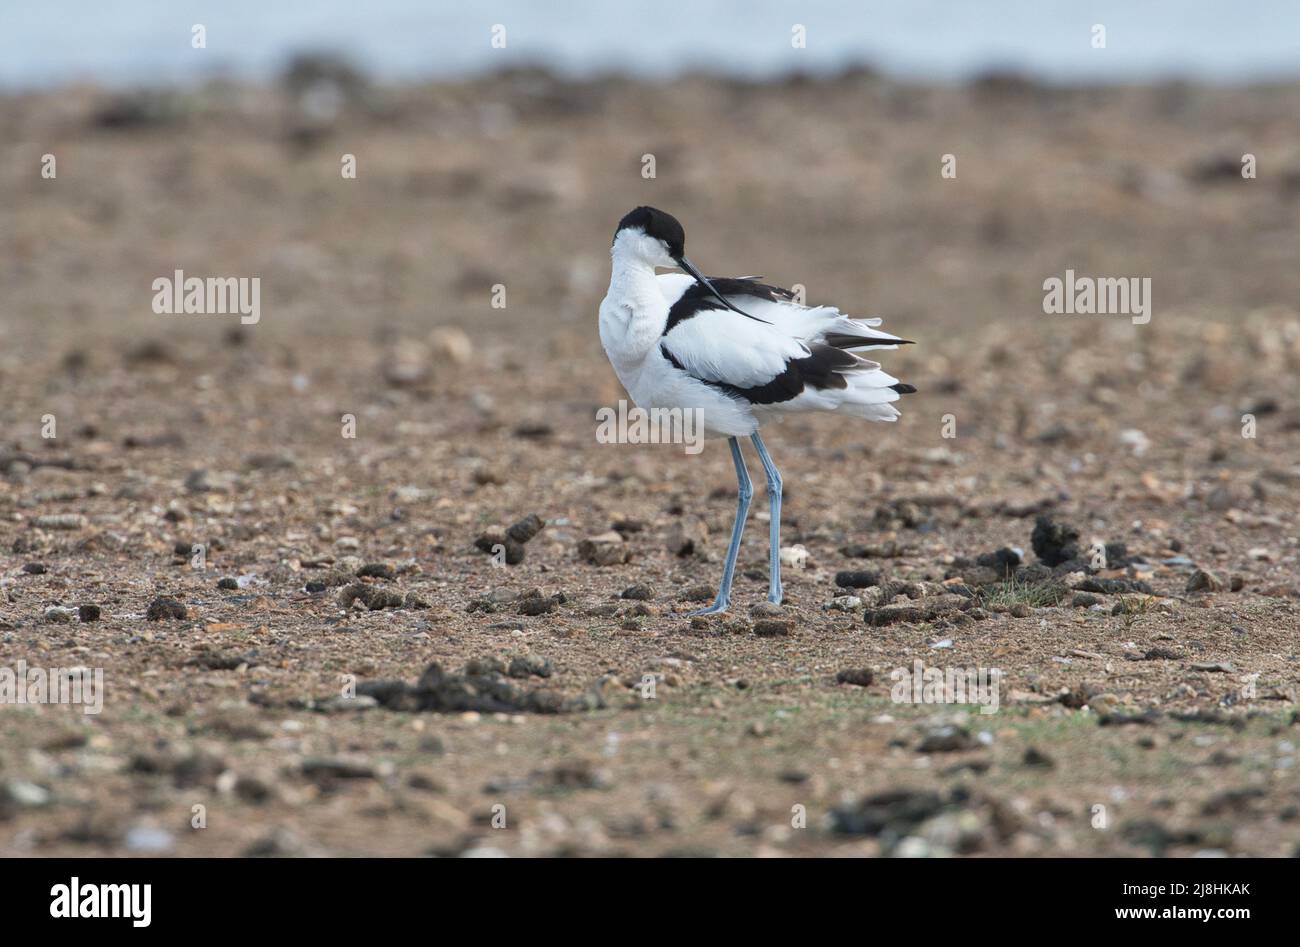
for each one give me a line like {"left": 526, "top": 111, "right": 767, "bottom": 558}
{"left": 599, "top": 206, "right": 914, "bottom": 615}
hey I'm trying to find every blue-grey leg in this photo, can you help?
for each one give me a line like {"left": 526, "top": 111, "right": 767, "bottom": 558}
{"left": 749, "top": 432, "right": 783, "bottom": 604}
{"left": 688, "top": 437, "right": 752, "bottom": 616}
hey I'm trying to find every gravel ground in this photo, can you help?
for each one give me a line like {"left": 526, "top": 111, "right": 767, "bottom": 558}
{"left": 2, "top": 70, "right": 1299, "bottom": 856}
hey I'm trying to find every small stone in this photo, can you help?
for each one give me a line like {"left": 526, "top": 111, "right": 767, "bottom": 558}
{"left": 146, "top": 597, "right": 188, "bottom": 621}
{"left": 300, "top": 757, "right": 376, "bottom": 782}
{"left": 517, "top": 594, "right": 556, "bottom": 616}
{"left": 1, "top": 780, "right": 52, "bottom": 815}
{"left": 77, "top": 604, "right": 101, "bottom": 622}
{"left": 1072, "top": 592, "right": 1100, "bottom": 608}
{"left": 217, "top": 577, "right": 239, "bottom": 590}
{"left": 835, "top": 570, "right": 880, "bottom": 589}
{"left": 1187, "top": 569, "right": 1224, "bottom": 593}
{"left": 666, "top": 519, "right": 708, "bottom": 557}
{"left": 357, "top": 562, "right": 395, "bottom": 580}
{"left": 1031, "top": 515, "right": 1080, "bottom": 567}
{"left": 827, "top": 595, "right": 862, "bottom": 611}
{"left": 836, "top": 668, "right": 874, "bottom": 686}
{"left": 36, "top": 513, "right": 88, "bottom": 531}
{"left": 474, "top": 528, "right": 525, "bottom": 565}
{"left": 917, "top": 724, "right": 974, "bottom": 753}
{"left": 1190, "top": 661, "right": 1235, "bottom": 673}
{"left": 679, "top": 584, "right": 714, "bottom": 603}
{"left": 338, "top": 583, "right": 404, "bottom": 610}
{"left": 304, "top": 581, "right": 326, "bottom": 593}
{"left": 753, "top": 619, "right": 794, "bottom": 637}
{"left": 43, "top": 606, "right": 74, "bottom": 624}
{"left": 22, "top": 562, "right": 47, "bottom": 575}
{"left": 506, "top": 513, "right": 545, "bottom": 545}
{"left": 1074, "top": 577, "right": 1154, "bottom": 595}
{"left": 124, "top": 824, "right": 175, "bottom": 853}
{"left": 1009, "top": 603, "right": 1032, "bottom": 618}
{"left": 507, "top": 654, "right": 553, "bottom": 678}
{"left": 578, "top": 531, "right": 630, "bottom": 566}
{"left": 620, "top": 583, "right": 655, "bottom": 601}
{"left": 779, "top": 544, "right": 809, "bottom": 569}
{"left": 1023, "top": 747, "right": 1055, "bottom": 768}
{"left": 975, "top": 547, "right": 1022, "bottom": 577}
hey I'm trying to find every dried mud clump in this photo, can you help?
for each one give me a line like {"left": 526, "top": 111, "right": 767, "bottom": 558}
{"left": 145, "top": 597, "right": 188, "bottom": 621}
{"left": 349, "top": 657, "right": 618, "bottom": 715}
{"left": 1030, "top": 515, "right": 1081, "bottom": 567}
{"left": 337, "top": 583, "right": 426, "bottom": 610}
{"left": 474, "top": 512, "right": 546, "bottom": 565}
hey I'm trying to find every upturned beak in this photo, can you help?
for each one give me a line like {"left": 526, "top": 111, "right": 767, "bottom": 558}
{"left": 677, "top": 256, "right": 768, "bottom": 323}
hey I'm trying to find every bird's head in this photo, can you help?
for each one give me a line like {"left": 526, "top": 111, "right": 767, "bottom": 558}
{"left": 611, "top": 205, "right": 685, "bottom": 269}
{"left": 611, "top": 206, "right": 758, "bottom": 319}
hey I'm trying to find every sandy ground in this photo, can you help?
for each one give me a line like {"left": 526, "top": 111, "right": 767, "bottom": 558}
{"left": 2, "top": 68, "right": 1299, "bottom": 856}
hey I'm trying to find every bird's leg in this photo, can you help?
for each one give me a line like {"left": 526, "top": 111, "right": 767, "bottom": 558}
{"left": 688, "top": 437, "right": 752, "bottom": 616}
{"left": 749, "top": 432, "right": 783, "bottom": 604}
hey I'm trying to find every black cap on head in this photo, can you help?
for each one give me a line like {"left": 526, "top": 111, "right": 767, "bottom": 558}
{"left": 614, "top": 206, "right": 685, "bottom": 259}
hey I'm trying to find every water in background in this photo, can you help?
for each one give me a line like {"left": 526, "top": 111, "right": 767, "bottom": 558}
{"left": 4, "top": 0, "right": 1300, "bottom": 88}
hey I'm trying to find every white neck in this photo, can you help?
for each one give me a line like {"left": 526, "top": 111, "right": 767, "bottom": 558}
{"left": 600, "top": 246, "right": 670, "bottom": 366}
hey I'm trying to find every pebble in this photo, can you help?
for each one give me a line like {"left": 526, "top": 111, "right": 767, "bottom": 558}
{"left": 1023, "top": 747, "right": 1055, "bottom": 768}
{"left": 836, "top": 668, "right": 874, "bottom": 686}
{"left": 666, "top": 519, "right": 708, "bottom": 557}
{"left": 507, "top": 654, "right": 553, "bottom": 678}
{"left": 827, "top": 595, "right": 862, "bottom": 611}
{"left": 917, "top": 724, "right": 975, "bottom": 753}
{"left": 577, "top": 531, "right": 630, "bottom": 566}
{"left": 975, "top": 547, "right": 1022, "bottom": 577}
{"left": 21, "top": 562, "right": 47, "bottom": 574}
{"left": 752, "top": 619, "right": 794, "bottom": 637}
{"left": 835, "top": 570, "right": 880, "bottom": 589}
{"left": 506, "top": 513, "right": 545, "bottom": 545}
{"left": 217, "top": 577, "right": 239, "bottom": 590}
{"left": 0, "top": 779, "right": 51, "bottom": 817}
{"left": 77, "top": 604, "right": 101, "bottom": 622}
{"left": 146, "top": 597, "right": 188, "bottom": 620}
{"left": 34, "top": 513, "right": 88, "bottom": 530}
{"left": 338, "top": 583, "right": 405, "bottom": 610}
{"left": 1186, "top": 569, "right": 1225, "bottom": 593}
{"left": 1009, "top": 603, "right": 1033, "bottom": 618}
{"left": 679, "top": 584, "right": 714, "bottom": 603}
{"left": 357, "top": 562, "right": 395, "bottom": 580}
{"left": 1031, "top": 515, "right": 1080, "bottom": 567}
{"left": 779, "top": 544, "right": 809, "bottom": 569}
{"left": 620, "top": 583, "right": 655, "bottom": 601}
{"left": 124, "top": 824, "right": 175, "bottom": 853}
{"left": 1074, "top": 576, "right": 1153, "bottom": 595}
{"left": 43, "top": 606, "right": 75, "bottom": 623}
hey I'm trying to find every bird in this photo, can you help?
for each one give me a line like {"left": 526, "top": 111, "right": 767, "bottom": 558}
{"left": 598, "top": 206, "right": 914, "bottom": 615}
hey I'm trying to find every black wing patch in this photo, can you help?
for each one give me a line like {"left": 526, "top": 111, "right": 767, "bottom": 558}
{"left": 663, "top": 277, "right": 797, "bottom": 334}
{"left": 661, "top": 341, "right": 858, "bottom": 406}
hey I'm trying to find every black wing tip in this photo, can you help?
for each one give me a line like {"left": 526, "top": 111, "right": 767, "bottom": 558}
{"left": 891, "top": 383, "right": 918, "bottom": 395}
